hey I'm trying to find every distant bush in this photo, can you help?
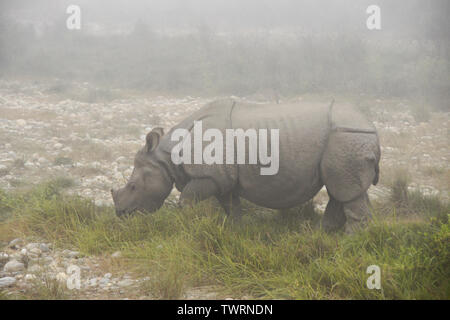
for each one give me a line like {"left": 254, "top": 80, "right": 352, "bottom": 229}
{"left": 1, "top": 17, "right": 449, "bottom": 104}
{"left": 389, "top": 168, "right": 449, "bottom": 223}
{"left": 390, "top": 168, "right": 410, "bottom": 205}
{"left": 411, "top": 104, "right": 431, "bottom": 123}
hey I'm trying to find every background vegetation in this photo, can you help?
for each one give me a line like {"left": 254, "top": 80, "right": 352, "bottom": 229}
{"left": 0, "top": 0, "right": 449, "bottom": 110}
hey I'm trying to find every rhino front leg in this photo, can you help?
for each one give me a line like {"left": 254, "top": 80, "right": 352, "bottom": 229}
{"left": 216, "top": 191, "right": 241, "bottom": 219}
{"left": 343, "top": 192, "right": 372, "bottom": 234}
{"left": 179, "top": 178, "right": 220, "bottom": 207}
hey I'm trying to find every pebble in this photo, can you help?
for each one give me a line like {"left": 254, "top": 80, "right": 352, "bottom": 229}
{"left": 0, "top": 252, "right": 9, "bottom": 264}
{"left": 56, "top": 272, "right": 68, "bottom": 283}
{"left": 24, "top": 274, "right": 37, "bottom": 281}
{"left": 0, "top": 277, "right": 16, "bottom": 288}
{"left": 16, "top": 119, "right": 27, "bottom": 127}
{"left": 8, "top": 238, "right": 23, "bottom": 249}
{"left": 27, "top": 265, "right": 43, "bottom": 273}
{"left": 99, "top": 277, "right": 110, "bottom": 286}
{"left": 111, "top": 251, "right": 122, "bottom": 258}
{"left": 3, "top": 260, "right": 25, "bottom": 272}
{"left": 39, "top": 243, "right": 50, "bottom": 252}
{"left": 26, "top": 243, "right": 40, "bottom": 250}
{"left": 117, "top": 279, "right": 134, "bottom": 287}
{"left": 62, "top": 250, "right": 79, "bottom": 259}
{"left": 87, "top": 278, "right": 98, "bottom": 287}
{"left": 29, "top": 247, "right": 42, "bottom": 257}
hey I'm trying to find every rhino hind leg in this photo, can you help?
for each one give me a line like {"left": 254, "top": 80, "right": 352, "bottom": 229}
{"left": 322, "top": 196, "right": 346, "bottom": 232}
{"left": 342, "top": 192, "right": 372, "bottom": 234}
{"left": 322, "top": 192, "right": 372, "bottom": 234}
{"left": 320, "top": 131, "right": 379, "bottom": 233}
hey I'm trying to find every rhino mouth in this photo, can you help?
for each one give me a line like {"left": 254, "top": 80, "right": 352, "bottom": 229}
{"left": 115, "top": 206, "right": 138, "bottom": 216}
{"left": 115, "top": 203, "right": 163, "bottom": 216}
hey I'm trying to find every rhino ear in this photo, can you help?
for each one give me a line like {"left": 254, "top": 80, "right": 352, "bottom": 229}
{"left": 152, "top": 127, "right": 164, "bottom": 137}
{"left": 145, "top": 127, "right": 164, "bottom": 153}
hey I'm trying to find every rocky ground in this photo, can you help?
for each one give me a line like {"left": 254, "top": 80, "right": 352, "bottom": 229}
{"left": 0, "top": 79, "right": 448, "bottom": 298}
{"left": 0, "top": 238, "right": 140, "bottom": 299}
{"left": 0, "top": 237, "right": 228, "bottom": 299}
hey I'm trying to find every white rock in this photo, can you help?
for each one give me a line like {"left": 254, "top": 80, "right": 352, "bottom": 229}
{"left": 113, "top": 171, "right": 123, "bottom": 180}
{"left": 99, "top": 277, "right": 110, "bottom": 286}
{"left": 111, "top": 251, "right": 122, "bottom": 258}
{"left": 26, "top": 243, "right": 40, "bottom": 250}
{"left": 94, "top": 199, "right": 108, "bottom": 207}
{"left": 24, "top": 274, "right": 37, "bottom": 281}
{"left": 41, "top": 256, "right": 54, "bottom": 265}
{"left": 24, "top": 161, "right": 34, "bottom": 168}
{"left": 28, "top": 247, "right": 42, "bottom": 259}
{"left": 8, "top": 238, "right": 23, "bottom": 248}
{"left": 9, "top": 252, "right": 24, "bottom": 263}
{"left": 38, "top": 157, "right": 48, "bottom": 164}
{"left": 39, "top": 243, "right": 50, "bottom": 252}
{"left": 87, "top": 278, "right": 98, "bottom": 287}
{"left": 28, "top": 265, "right": 42, "bottom": 273}
{"left": 16, "top": 119, "right": 27, "bottom": 127}
{"left": 3, "top": 260, "right": 25, "bottom": 272}
{"left": 56, "top": 272, "right": 67, "bottom": 283}
{"left": 116, "top": 156, "right": 126, "bottom": 163}
{"left": 62, "top": 250, "right": 79, "bottom": 259}
{"left": 117, "top": 279, "right": 134, "bottom": 287}
{"left": 0, "top": 277, "right": 16, "bottom": 288}
{"left": 0, "top": 252, "right": 9, "bottom": 264}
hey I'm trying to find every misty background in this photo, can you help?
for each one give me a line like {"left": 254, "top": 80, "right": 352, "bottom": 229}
{"left": 0, "top": 0, "right": 449, "bottom": 109}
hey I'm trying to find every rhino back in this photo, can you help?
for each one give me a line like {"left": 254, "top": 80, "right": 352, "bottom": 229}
{"left": 231, "top": 101, "right": 330, "bottom": 208}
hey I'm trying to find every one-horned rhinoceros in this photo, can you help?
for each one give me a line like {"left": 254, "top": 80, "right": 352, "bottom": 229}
{"left": 111, "top": 98, "right": 380, "bottom": 233}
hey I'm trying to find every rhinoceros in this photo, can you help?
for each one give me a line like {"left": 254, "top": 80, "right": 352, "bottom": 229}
{"left": 111, "top": 98, "right": 380, "bottom": 233}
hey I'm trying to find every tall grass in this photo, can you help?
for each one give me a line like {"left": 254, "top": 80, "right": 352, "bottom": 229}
{"left": 1, "top": 180, "right": 449, "bottom": 299}
{"left": 388, "top": 168, "right": 449, "bottom": 224}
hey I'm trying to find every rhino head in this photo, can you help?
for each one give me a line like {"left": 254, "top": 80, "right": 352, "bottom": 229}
{"left": 111, "top": 127, "right": 173, "bottom": 216}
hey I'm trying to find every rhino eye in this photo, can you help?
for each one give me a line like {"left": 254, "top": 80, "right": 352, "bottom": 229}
{"left": 129, "top": 183, "right": 136, "bottom": 191}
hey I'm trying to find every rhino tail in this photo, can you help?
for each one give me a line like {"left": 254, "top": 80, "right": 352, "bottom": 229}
{"left": 373, "top": 161, "right": 379, "bottom": 185}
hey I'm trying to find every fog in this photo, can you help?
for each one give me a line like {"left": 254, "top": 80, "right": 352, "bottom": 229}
{"left": 0, "top": 0, "right": 449, "bottom": 105}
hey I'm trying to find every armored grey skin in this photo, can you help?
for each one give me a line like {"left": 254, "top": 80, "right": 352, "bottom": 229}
{"left": 111, "top": 98, "right": 380, "bottom": 233}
